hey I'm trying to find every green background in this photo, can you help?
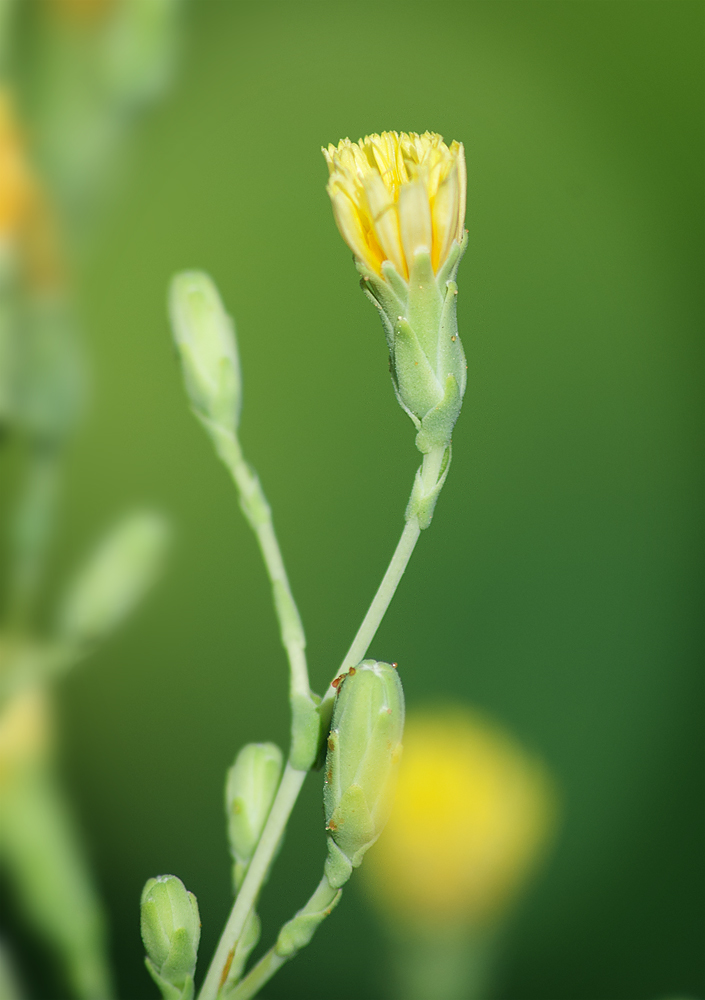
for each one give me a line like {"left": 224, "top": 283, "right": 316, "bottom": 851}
{"left": 9, "top": 1, "right": 705, "bottom": 998}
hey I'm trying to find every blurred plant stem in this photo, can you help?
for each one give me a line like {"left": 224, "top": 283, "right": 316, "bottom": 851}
{"left": 389, "top": 927, "right": 497, "bottom": 1000}
{"left": 0, "top": 752, "right": 113, "bottom": 1000}
{"left": 5, "top": 449, "right": 61, "bottom": 635}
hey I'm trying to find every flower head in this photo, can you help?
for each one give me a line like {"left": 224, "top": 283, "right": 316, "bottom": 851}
{"left": 323, "top": 131, "right": 466, "bottom": 280}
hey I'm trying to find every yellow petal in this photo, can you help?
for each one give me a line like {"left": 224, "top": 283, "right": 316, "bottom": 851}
{"left": 398, "top": 179, "right": 432, "bottom": 269}
{"left": 324, "top": 131, "right": 465, "bottom": 279}
{"left": 328, "top": 185, "right": 384, "bottom": 275}
{"left": 453, "top": 141, "right": 467, "bottom": 241}
{"left": 431, "top": 162, "right": 459, "bottom": 272}
{"left": 363, "top": 172, "right": 407, "bottom": 280}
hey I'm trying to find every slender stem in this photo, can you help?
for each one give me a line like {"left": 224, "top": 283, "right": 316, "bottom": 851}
{"left": 197, "top": 764, "right": 306, "bottom": 1000}
{"left": 339, "top": 516, "right": 420, "bottom": 675}
{"left": 206, "top": 422, "right": 309, "bottom": 700}
{"left": 224, "top": 946, "right": 284, "bottom": 1000}
{"left": 319, "top": 444, "right": 445, "bottom": 716}
{"left": 226, "top": 876, "right": 339, "bottom": 1000}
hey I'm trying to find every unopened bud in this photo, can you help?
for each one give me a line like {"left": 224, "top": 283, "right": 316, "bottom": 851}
{"left": 140, "top": 875, "right": 200, "bottom": 1000}
{"left": 225, "top": 742, "right": 283, "bottom": 887}
{"left": 169, "top": 271, "right": 242, "bottom": 432}
{"left": 323, "top": 660, "right": 405, "bottom": 888}
{"left": 57, "top": 511, "right": 168, "bottom": 647}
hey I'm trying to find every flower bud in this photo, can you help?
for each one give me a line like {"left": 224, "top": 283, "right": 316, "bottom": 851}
{"left": 57, "top": 511, "right": 168, "bottom": 648}
{"left": 323, "top": 132, "right": 468, "bottom": 454}
{"left": 140, "top": 875, "right": 200, "bottom": 1000}
{"left": 225, "top": 742, "right": 283, "bottom": 888}
{"left": 323, "top": 660, "right": 405, "bottom": 889}
{"left": 169, "top": 271, "right": 242, "bottom": 432}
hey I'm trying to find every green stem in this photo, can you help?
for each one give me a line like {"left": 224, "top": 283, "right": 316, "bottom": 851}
{"left": 337, "top": 516, "right": 420, "bottom": 676}
{"left": 318, "top": 443, "right": 445, "bottom": 717}
{"left": 224, "top": 945, "right": 284, "bottom": 1000}
{"left": 225, "top": 876, "right": 339, "bottom": 1000}
{"left": 197, "top": 764, "right": 306, "bottom": 1000}
{"left": 204, "top": 418, "right": 309, "bottom": 700}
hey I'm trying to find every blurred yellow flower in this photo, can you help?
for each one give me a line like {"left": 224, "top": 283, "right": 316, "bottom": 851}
{"left": 0, "top": 687, "right": 51, "bottom": 789}
{"left": 45, "top": 0, "right": 117, "bottom": 28}
{"left": 323, "top": 131, "right": 466, "bottom": 280}
{"left": 0, "top": 87, "right": 62, "bottom": 289}
{"left": 364, "top": 706, "right": 557, "bottom": 927}
{"left": 0, "top": 88, "right": 35, "bottom": 245}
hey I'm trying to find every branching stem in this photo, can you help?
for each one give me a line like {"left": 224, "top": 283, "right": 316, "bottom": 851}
{"left": 198, "top": 440, "right": 447, "bottom": 999}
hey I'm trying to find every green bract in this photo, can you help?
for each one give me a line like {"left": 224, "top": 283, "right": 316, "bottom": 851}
{"left": 359, "top": 236, "right": 468, "bottom": 456}
{"left": 323, "top": 660, "right": 405, "bottom": 889}
{"left": 169, "top": 271, "right": 242, "bottom": 432}
{"left": 140, "top": 875, "right": 201, "bottom": 1000}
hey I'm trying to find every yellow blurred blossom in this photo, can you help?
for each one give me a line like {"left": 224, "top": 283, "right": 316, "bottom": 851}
{"left": 0, "top": 87, "right": 62, "bottom": 289}
{"left": 0, "top": 687, "right": 52, "bottom": 789}
{"left": 364, "top": 706, "right": 556, "bottom": 927}
{"left": 45, "top": 0, "right": 117, "bottom": 28}
{"left": 0, "top": 88, "right": 35, "bottom": 245}
{"left": 323, "top": 131, "right": 466, "bottom": 280}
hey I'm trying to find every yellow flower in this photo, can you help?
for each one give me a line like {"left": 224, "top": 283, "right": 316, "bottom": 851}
{"left": 323, "top": 131, "right": 466, "bottom": 280}
{"left": 0, "top": 88, "right": 35, "bottom": 245}
{"left": 364, "top": 706, "right": 557, "bottom": 927}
